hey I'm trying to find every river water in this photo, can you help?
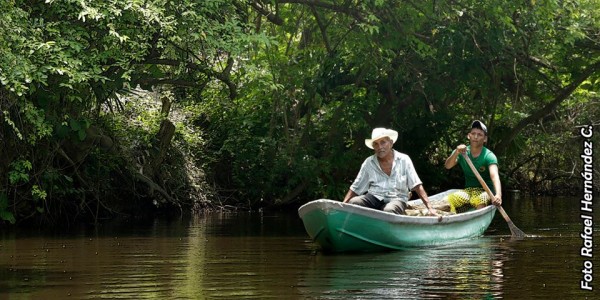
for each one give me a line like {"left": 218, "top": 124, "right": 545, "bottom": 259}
{"left": 0, "top": 194, "right": 597, "bottom": 299}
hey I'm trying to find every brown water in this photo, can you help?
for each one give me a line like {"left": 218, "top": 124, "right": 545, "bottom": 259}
{"left": 0, "top": 195, "right": 597, "bottom": 299}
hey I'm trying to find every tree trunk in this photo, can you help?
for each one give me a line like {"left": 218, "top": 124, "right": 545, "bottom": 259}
{"left": 144, "top": 119, "right": 176, "bottom": 178}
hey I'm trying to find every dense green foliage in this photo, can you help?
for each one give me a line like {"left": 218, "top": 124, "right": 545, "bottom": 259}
{"left": 1, "top": 0, "right": 598, "bottom": 225}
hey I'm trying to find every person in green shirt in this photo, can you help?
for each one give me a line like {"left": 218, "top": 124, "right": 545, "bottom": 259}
{"left": 444, "top": 120, "right": 503, "bottom": 213}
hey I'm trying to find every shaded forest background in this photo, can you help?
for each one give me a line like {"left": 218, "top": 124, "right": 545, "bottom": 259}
{"left": 1, "top": 0, "right": 598, "bottom": 225}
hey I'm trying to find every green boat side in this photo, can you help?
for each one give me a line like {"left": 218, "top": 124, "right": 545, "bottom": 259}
{"left": 298, "top": 190, "right": 497, "bottom": 252}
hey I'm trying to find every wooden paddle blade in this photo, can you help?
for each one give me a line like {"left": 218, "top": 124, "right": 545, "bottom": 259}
{"left": 497, "top": 206, "right": 526, "bottom": 237}
{"left": 508, "top": 220, "right": 526, "bottom": 238}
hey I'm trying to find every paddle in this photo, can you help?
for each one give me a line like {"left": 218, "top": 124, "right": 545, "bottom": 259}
{"left": 460, "top": 152, "right": 526, "bottom": 238}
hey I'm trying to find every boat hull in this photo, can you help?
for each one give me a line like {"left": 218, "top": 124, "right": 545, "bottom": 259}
{"left": 298, "top": 190, "right": 496, "bottom": 252}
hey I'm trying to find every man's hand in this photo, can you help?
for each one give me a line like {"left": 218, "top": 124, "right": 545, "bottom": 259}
{"left": 492, "top": 195, "right": 502, "bottom": 206}
{"left": 428, "top": 208, "right": 443, "bottom": 222}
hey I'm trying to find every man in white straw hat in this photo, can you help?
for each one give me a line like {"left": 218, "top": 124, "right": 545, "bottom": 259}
{"left": 343, "top": 127, "right": 438, "bottom": 215}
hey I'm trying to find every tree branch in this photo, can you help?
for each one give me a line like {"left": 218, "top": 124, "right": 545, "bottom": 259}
{"left": 136, "top": 78, "right": 207, "bottom": 88}
{"left": 495, "top": 61, "right": 600, "bottom": 155}
{"left": 249, "top": 1, "right": 284, "bottom": 25}
{"left": 134, "top": 171, "right": 178, "bottom": 203}
{"left": 278, "top": 0, "right": 367, "bottom": 23}
{"left": 141, "top": 58, "right": 237, "bottom": 99}
{"left": 309, "top": 5, "right": 332, "bottom": 53}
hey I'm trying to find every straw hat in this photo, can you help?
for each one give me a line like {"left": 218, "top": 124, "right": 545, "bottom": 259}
{"left": 365, "top": 128, "right": 398, "bottom": 149}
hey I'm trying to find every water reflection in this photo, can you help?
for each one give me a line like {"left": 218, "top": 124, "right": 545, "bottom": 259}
{"left": 300, "top": 238, "right": 507, "bottom": 299}
{"left": 185, "top": 213, "right": 311, "bottom": 299}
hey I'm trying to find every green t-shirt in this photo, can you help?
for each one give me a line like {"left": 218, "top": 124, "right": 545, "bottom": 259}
{"left": 455, "top": 146, "right": 498, "bottom": 194}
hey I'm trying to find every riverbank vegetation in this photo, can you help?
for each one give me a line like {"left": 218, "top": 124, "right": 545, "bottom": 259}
{"left": 1, "top": 0, "right": 598, "bottom": 225}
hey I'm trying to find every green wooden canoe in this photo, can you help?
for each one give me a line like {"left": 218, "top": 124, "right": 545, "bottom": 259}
{"left": 298, "top": 189, "right": 496, "bottom": 252}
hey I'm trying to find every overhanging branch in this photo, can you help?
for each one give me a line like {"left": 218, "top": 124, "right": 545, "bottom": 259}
{"left": 278, "top": 0, "right": 367, "bottom": 23}
{"left": 141, "top": 58, "right": 238, "bottom": 99}
{"left": 495, "top": 60, "right": 600, "bottom": 155}
{"left": 249, "top": 1, "right": 284, "bottom": 25}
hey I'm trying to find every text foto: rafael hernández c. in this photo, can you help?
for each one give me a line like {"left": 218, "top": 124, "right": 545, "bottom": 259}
{"left": 580, "top": 125, "right": 594, "bottom": 292}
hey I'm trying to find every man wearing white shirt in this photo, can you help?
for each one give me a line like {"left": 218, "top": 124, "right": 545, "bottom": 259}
{"left": 343, "top": 128, "right": 438, "bottom": 216}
